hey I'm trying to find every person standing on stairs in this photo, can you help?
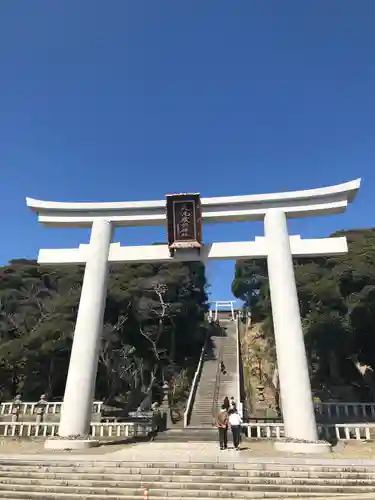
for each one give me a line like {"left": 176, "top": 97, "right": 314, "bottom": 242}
{"left": 216, "top": 405, "right": 229, "bottom": 450}
{"left": 228, "top": 408, "right": 242, "bottom": 451}
{"left": 223, "top": 396, "right": 230, "bottom": 411}
{"left": 149, "top": 402, "right": 161, "bottom": 441}
{"left": 220, "top": 360, "right": 227, "bottom": 375}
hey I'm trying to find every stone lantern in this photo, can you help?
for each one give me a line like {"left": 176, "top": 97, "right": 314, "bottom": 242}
{"left": 12, "top": 394, "right": 22, "bottom": 422}
{"left": 162, "top": 382, "right": 170, "bottom": 430}
{"left": 162, "top": 381, "right": 170, "bottom": 407}
{"left": 35, "top": 394, "right": 48, "bottom": 424}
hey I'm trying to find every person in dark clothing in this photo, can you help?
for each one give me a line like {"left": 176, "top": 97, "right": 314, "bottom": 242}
{"left": 223, "top": 396, "right": 230, "bottom": 411}
{"left": 220, "top": 361, "right": 227, "bottom": 375}
{"left": 149, "top": 402, "right": 161, "bottom": 441}
{"left": 216, "top": 405, "right": 229, "bottom": 450}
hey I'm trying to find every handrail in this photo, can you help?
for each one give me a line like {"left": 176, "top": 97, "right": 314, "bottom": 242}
{"left": 211, "top": 342, "right": 223, "bottom": 422}
{"left": 235, "top": 314, "right": 243, "bottom": 418}
{"left": 183, "top": 333, "right": 208, "bottom": 428}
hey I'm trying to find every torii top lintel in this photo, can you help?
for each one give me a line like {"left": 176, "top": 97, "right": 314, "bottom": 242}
{"left": 26, "top": 178, "right": 361, "bottom": 228}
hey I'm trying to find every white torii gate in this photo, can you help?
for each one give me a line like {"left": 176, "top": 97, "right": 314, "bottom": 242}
{"left": 209, "top": 300, "right": 236, "bottom": 321}
{"left": 26, "top": 178, "right": 361, "bottom": 452}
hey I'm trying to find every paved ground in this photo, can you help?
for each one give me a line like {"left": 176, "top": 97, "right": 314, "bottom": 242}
{"left": 1, "top": 437, "right": 375, "bottom": 463}
{"left": 0, "top": 437, "right": 136, "bottom": 455}
{"left": 109, "top": 439, "right": 375, "bottom": 463}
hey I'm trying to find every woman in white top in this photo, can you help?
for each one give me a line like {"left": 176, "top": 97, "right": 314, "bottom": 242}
{"left": 228, "top": 409, "right": 242, "bottom": 450}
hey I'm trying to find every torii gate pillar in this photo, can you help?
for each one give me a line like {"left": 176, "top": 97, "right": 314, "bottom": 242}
{"left": 57, "top": 220, "right": 113, "bottom": 439}
{"left": 265, "top": 209, "right": 317, "bottom": 443}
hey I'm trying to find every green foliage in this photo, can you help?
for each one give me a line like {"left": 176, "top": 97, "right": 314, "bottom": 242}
{"left": 232, "top": 228, "right": 375, "bottom": 398}
{"left": 0, "top": 259, "right": 208, "bottom": 404}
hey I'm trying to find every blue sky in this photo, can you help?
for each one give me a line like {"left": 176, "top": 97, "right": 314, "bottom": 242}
{"left": 0, "top": 1, "right": 374, "bottom": 304}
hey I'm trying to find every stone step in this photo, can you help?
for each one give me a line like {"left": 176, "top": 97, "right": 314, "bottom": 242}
{"left": 190, "top": 411, "right": 215, "bottom": 414}
{"left": 0, "top": 482, "right": 374, "bottom": 497}
{"left": 192, "top": 406, "right": 215, "bottom": 409}
{"left": 5, "top": 464, "right": 375, "bottom": 479}
{"left": 155, "top": 434, "right": 217, "bottom": 442}
{"left": 0, "top": 471, "right": 375, "bottom": 487}
{"left": 6, "top": 460, "right": 375, "bottom": 473}
{"left": 188, "top": 424, "right": 215, "bottom": 428}
{"left": 0, "top": 491, "right": 355, "bottom": 500}
{"left": 188, "top": 424, "right": 215, "bottom": 427}
{"left": 191, "top": 420, "right": 223, "bottom": 425}
{"left": 3, "top": 474, "right": 375, "bottom": 487}
{"left": 189, "top": 420, "right": 214, "bottom": 423}
{"left": 189, "top": 415, "right": 214, "bottom": 419}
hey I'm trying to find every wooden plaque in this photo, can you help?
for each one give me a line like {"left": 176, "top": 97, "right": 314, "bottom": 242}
{"left": 166, "top": 193, "right": 202, "bottom": 249}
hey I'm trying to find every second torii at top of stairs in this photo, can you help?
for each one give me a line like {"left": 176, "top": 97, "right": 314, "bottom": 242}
{"left": 209, "top": 301, "right": 236, "bottom": 322}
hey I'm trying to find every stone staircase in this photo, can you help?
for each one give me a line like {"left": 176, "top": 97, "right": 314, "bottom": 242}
{"left": 1, "top": 457, "right": 375, "bottom": 498}
{"left": 218, "top": 320, "right": 239, "bottom": 407}
{"left": 156, "top": 427, "right": 218, "bottom": 442}
{"left": 189, "top": 320, "right": 239, "bottom": 428}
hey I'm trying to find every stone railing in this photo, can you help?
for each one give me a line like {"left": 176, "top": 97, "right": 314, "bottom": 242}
{"left": 2, "top": 400, "right": 375, "bottom": 422}
{"left": 243, "top": 422, "right": 375, "bottom": 441}
{"left": 183, "top": 336, "right": 208, "bottom": 428}
{"left": 0, "top": 421, "right": 151, "bottom": 438}
{"left": 246, "top": 402, "right": 375, "bottom": 422}
{"left": 0, "top": 420, "right": 373, "bottom": 441}
{"left": 314, "top": 402, "right": 375, "bottom": 419}
{"left": 0, "top": 401, "right": 103, "bottom": 416}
